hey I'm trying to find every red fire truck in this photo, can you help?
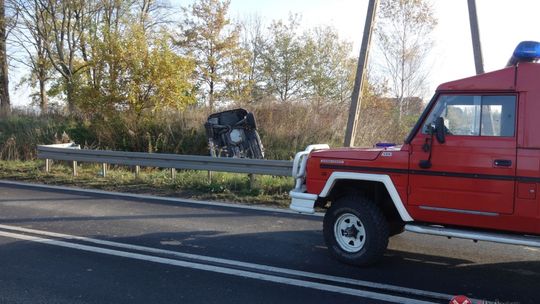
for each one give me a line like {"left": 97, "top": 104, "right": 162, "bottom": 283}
{"left": 290, "top": 41, "right": 540, "bottom": 266}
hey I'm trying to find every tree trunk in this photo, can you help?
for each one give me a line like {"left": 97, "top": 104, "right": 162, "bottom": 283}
{"left": 39, "top": 75, "right": 48, "bottom": 113}
{"left": 0, "top": 0, "right": 10, "bottom": 115}
{"left": 66, "top": 79, "right": 75, "bottom": 113}
{"left": 209, "top": 80, "right": 214, "bottom": 110}
{"left": 398, "top": 97, "right": 403, "bottom": 124}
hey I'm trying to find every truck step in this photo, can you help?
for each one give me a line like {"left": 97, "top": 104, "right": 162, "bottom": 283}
{"left": 405, "top": 224, "right": 540, "bottom": 248}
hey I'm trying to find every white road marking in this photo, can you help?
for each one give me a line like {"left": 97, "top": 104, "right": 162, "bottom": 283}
{"left": 0, "top": 180, "right": 324, "bottom": 217}
{"left": 0, "top": 223, "right": 453, "bottom": 301}
{"left": 0, "top": 229, "right": 436, "bottom": 304}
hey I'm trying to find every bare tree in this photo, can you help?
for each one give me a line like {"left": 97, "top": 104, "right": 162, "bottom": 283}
{"left": 136, "top": 0, "right": 173, "bottom": 32}
{"left": 33, "top": 0, "right": 94, "bottom": 112}
{"left": 0, "top": 0, "right": 10, "bottom": 114}
{"left": 11, "top": 0, "right": 52, "bottom": 112}
{"left": 375, "top": 0, "right": 437, "bottom": 122}
{"left": 239, "top": 13, "right": 264, "bottom": 102}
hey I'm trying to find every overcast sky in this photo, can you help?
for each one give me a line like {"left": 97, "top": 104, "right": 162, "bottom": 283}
{"left": 11, "top": 0, "right": 540, "bottom": 106}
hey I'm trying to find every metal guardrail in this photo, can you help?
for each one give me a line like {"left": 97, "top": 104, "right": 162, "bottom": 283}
{"left": 37, "top": 144, "right": 293, "bottom": 177}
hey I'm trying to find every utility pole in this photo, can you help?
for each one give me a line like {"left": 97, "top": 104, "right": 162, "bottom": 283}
{"left": 467, "top": 0, "right": 484, "bottom": 75}
{"left": 344, "top": 0, "right": 378, "bottom": 147}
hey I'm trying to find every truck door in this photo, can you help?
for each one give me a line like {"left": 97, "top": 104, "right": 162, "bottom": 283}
{"left": 409, "top": 94, "right": 517, "bottom": 215}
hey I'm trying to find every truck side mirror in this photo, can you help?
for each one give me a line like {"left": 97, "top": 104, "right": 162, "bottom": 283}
{"left": 435, "top": 117, "right": 446, "bottom": 144}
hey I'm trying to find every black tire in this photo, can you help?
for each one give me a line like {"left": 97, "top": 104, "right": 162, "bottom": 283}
{"left": 246, "top": 130, "right": 264, "bottom": 159}
{"left": 248, "top": 141, "right": 264, "bottom": 159}
{"left": 323, "top": 195, "right": 389, "bottom": 266}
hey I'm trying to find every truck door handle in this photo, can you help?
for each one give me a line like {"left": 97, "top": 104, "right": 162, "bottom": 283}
{"left": 494, "top": 159, "right": 512, "bottom": 167}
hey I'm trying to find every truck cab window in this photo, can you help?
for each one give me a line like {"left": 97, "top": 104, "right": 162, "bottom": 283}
{"left": 422, "top": 95, "right": 516, "bottom": 137}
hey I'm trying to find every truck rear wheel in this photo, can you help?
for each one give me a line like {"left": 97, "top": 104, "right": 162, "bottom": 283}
{"left": 323, "top": 196, "right": 389, "bottom": 266}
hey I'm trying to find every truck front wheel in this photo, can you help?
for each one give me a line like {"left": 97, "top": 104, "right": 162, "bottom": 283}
{"left": 323, "top": 196, "right": 389, "bottom": 266}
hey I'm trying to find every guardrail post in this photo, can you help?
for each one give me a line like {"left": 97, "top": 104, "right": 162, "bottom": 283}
{"left": 102, "top": 163, "right": 107, "bottom": 177}
{"left": 248, "top": 174, "right": 256, "bottom": 190}
{"left": 135, "top": 165, "right": 140, "bottom": 178}
{"left": 170, "top": 168, "right": 176, "bottom": 179}
{"left": 72, "top": 161, "right": 78, "bottom": 176}
{"left": 207, "top": 171, "right": 213, "bottom": 184}
{"left": 45, "top": 159, "right": 51, "bottom": 173}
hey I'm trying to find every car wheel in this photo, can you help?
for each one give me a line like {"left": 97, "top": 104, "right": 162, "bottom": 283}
{"left": 246, "top": 130, "right": 264, "bottom": 159}
{"left": 323, "top": 195, "right": 389, "bottom": 266}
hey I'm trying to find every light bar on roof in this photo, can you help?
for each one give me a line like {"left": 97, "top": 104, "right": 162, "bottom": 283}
{"left": 507, "top": 41, "right": 540, "bottom": 66}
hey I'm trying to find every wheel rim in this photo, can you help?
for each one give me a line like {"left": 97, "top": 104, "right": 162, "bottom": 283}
{"left": 334, "top": 213, "right": 366, "bottom": 253}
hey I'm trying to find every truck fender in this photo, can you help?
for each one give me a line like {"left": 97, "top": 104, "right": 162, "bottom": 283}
{"left": 318, "top": 172, "right": 414, "bottom": 222}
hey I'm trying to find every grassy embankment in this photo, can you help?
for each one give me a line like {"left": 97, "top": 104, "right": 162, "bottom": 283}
{"left": 0, "top": 160, "right": 294, "bottom": 207}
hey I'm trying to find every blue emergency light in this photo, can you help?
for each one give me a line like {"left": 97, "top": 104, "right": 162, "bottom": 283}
{"left": 507, "top": 41, "right": 540, "bottom": 66}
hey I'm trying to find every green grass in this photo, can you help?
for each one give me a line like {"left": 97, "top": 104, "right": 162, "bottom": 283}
{"left": 0, "top": 160, "right": 294, "bottom": 208}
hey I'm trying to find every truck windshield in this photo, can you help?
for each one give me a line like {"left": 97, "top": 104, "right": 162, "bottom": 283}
{"left": 422, "top": 95, "right": 516, "bottom": 137}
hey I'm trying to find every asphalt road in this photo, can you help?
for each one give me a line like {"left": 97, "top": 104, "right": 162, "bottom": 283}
{"left": 0, "top": 181, "right": 538, "bottom": 304}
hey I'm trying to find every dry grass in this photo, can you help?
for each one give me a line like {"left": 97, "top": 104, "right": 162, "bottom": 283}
{"left": 1, "top": 100, "right": 419, "bottom": 161}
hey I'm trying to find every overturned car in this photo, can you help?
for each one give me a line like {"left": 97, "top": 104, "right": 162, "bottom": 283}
{"left": 204, "top": 108, "right": 264, "bottom": 159}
